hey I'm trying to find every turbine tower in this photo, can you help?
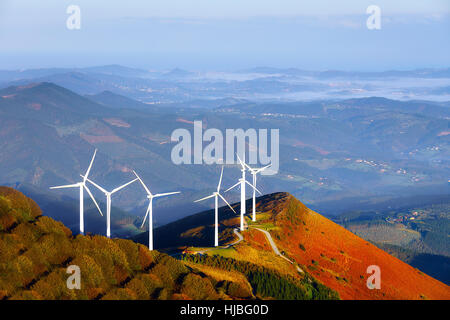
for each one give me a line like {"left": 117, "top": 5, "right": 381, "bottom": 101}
{"left": 50, "top": 149, "right": 103, "bottom": 235}
{"left": 243, "top": 163, "right": 271, "bottom": 222}
{"left": 194, "top": 166, "right": 236, "bottom": 247}
{"left": 83, "top": 176, "right": 138, "bottom": 238}
{"left": 133, "top": 170, "right": 180, "bottom": 251}
{"left": 225, "top": 155, "right": 261, "bottom": 231}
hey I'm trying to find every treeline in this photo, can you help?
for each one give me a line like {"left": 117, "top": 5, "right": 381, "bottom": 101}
{"left": 182, "top": 254, "right": 339, "bottom": 300}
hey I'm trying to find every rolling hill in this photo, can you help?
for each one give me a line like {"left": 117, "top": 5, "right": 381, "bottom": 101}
{"left": 134, "top": 192, "right": 450, "bottom": 300}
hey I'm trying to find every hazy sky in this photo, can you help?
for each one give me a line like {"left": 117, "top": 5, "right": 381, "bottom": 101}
{"left": 1, "top": 0, "right": 449, "bottom": 70}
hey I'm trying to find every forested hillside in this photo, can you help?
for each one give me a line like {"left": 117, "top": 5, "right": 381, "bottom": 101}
{"left": 0, "top": 187, "right": 246, "bottom": 300}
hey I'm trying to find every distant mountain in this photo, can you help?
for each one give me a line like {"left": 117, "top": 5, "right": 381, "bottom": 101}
{"left": 85, "top": 91, "right": 160, "bottom": 112}
{"left": 239, "top": 67, "right": 450, "bottom": 79}
{"left": 0, "top": 68, "right": 73, "bottom": 83}
{"left": 0, "top": 82, "right": 109, "bottom": 121}
{"left": 0, "top": 65, "right": 150, "bottom": 83}
{"left": 0, "top": 82, "right": 223, "bottom": 223}
{"left": 161, "top": 68, "right": 195, "bottom": 79}
{"left": 2, "top": 65, "right": 449, "bottom": 105}
{"left": 223, "top": 96, "right": 450, "bottom": 118}
{"left": 0, "top": 81, "right": 449, "bottom": 227}
{"left": 2, "top": 72, "right": 133, "bottom": 95}
{"left": 135, "top": 192, "right": 450, "bottom": 300}
{"left": 238, "top": 67, "right": 313, "bottom": 76}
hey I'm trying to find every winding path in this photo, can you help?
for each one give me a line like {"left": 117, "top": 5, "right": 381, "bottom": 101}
{"left": 228, "top": 228, "right": 244, "bottom": 247}
{"left": 185, "top": 224, "right": 303, "bottom": 274}
{"left": 251, "top": 227, "right": 304, "bottom": 273}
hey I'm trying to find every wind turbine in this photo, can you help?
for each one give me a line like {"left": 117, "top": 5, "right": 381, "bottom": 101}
{"left": 50, "top": 149, "right": 103, "bottom": 235}
{"left": 133, "top": 170, "right": 180, "bottom": 251}
{"left": 225, "top": 154, "right": 261, "bottom": 231}
{"left": 194, "top": 166, "right": 236, "bottom": 247}
{"left": 243, "top": 163, "right": 271, "bottom": 222}
{"left": 83, "top": 176, "right": 138, "bottom": 238}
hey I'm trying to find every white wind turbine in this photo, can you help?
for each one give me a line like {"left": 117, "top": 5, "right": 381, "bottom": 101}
{"left": 243, "top": 163, "right": 271, "bottom": 222}
{"left": 133, "top": 170, "right": 180, "bottom": 251}
{"left": 50, "top": 149, "right": 103, "bottom": 235}
{"left": 194, "top": 166, "right": 236, "bottom": 247}
{"left": 225, "top": 154, "right": 261, "bottom": 231}
{"left": 83, "top": 176, "right": 138, "bottom": 238}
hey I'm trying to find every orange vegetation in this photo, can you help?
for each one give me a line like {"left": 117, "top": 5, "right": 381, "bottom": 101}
{"left": 254, "top": 193, "right": 450, "bottom": 300}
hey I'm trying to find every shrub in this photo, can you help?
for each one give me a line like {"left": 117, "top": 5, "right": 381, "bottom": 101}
{"left": 126, "top": 277, "right": 150, "bottom": 299}
{"left": 138, "top": 245, "right": 154, "bottom": 269}
{"left": 116, "top": 239, "right": 141, "bottom": 272}
{"left": 138, "top": 273, "right": 163, "bottom": 298}
{"left": 71, "top": 254, "right": 105, "bottom": 288}
{"left": 180, "top": 273, "right": 218, "bottom": 300}
{"left": 226, "top": 281, "right": 252, "bottom": 299}
{"left": 35, "top": 216, "right": 71, "bottom": 237}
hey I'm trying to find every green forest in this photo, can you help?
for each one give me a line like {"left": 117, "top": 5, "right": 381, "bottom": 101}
{"left": 182, "top": 254, "right": 339, "bottom": 300}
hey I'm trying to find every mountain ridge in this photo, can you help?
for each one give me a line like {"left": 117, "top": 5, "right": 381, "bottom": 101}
{"left": 134, "top": 192, "right": 450, "bottom": 300}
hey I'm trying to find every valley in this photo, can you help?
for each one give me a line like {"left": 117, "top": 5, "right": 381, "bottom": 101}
{"left": 335, "top": 195, "right": 450, "bottom": 284}
{"left": 0, "top": 79, "right": 448, "bottom": 228}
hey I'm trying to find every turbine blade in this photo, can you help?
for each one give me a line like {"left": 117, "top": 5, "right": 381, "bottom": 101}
{"left": 49, "top": 183, "right": 79, "bottom": 189}
{"left": 245, "top": 180, "right": 262, "bottom": 195}
{"left": 111, "top": 178, "right": 138, "bottom": 194}
{"left": 194, "top": 194, "right": 215, "bottom": 202}
{"left": 140, "top": 202, "right": 151, "bottom": 228}
{"left": 154, "top": 191, "right": 180, "bottom": 198}
{"left": 82, "top": 175, "right": 108, "bottom": 194}
{"left": 218, "top": 193, "right": 236, "bottom": 213}
{"left": 256, "top": 164, "right": 272, "bottom": 173}
{"left": 133, "top": 170, "right": 152, "bottom": 196}
{"left": 236, "top": 153, "right": 246, "bottom": 169}
{"left": 244, "top": 163, "right": 253, "bottom": 171}
{"left": 84, "top": 149, "right": 97, "bottom": 180}
{"left": 217, "top": 166, "right": 224, "bottom": 192}
{"left": 224, "top": 181, "right": 240, "bottom": 193}
{"left": 84, "top": 185, "right": 103, "bottom": 217}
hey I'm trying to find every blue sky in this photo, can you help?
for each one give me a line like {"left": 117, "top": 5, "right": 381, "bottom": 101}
{"left": 0, "top": 0, "right": 449, "bottom": 70}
